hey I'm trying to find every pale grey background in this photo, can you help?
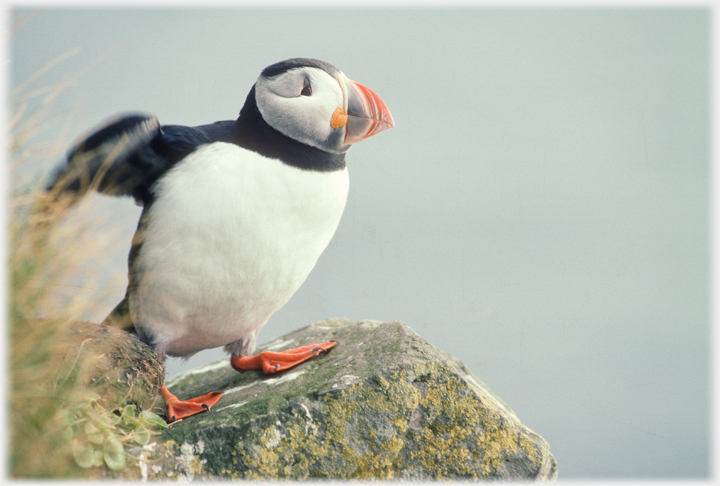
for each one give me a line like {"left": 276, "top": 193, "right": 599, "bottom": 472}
{"left": 9, "top": 8, "right": 710, "bottom": 479}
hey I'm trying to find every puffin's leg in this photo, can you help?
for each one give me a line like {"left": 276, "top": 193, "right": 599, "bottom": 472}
{"left": 230, "top": 340, "right": 338, "bottom": 375}
{"left": 160, "top": 384, "right": 223, "bottom": 424}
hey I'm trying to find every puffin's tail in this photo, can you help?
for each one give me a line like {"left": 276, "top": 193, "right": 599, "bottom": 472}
{"left": 102, "top": 297, "right": 137, "bottom": 335}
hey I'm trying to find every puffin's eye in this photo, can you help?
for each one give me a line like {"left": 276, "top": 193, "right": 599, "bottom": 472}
{"left": 300, "top": 78, "right": 312, "bottom": 96}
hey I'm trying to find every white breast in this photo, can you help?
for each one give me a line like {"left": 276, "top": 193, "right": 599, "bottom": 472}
{"left": 129, "top": 142, "right": 349, "bottom": 357}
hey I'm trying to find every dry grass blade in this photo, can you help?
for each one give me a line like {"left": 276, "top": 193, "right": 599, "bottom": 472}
{"left": 9, "top": 47, "right": 144, "bottom": 477}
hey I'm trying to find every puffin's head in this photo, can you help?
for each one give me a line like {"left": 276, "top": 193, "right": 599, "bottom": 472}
{"left": 253, "top": 58, "right": 394, "bottom": 154}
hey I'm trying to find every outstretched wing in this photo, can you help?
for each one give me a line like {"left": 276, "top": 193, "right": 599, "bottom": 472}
{"left": 46, "top": 114, "right": 234, "bottom": 206}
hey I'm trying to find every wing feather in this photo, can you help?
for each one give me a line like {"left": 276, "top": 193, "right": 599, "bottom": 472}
{"left": 46, "top": 114, "right": 231, "bottom": 206}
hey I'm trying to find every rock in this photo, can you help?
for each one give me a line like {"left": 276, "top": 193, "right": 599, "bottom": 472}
{"left": 60, "top": 320, "right": 164, "bottom": 411}
{"left": 159, "top": 318, "right": 558, "bottom": 481}
{"left": 78, "top": 438, "right": 215, "bottom": 481}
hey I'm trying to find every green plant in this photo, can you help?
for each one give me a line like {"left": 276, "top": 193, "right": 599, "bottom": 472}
{"left": 68, "top": 400, "right": 168, "bottom": 471}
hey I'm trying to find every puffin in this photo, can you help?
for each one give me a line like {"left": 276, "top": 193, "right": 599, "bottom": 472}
{"left": 47, "top": 58, "right": 394, "bottom": 423}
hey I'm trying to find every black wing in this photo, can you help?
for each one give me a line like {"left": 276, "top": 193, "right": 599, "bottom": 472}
{"left": 46, "top": 113, "right": 237, "bottom": 206}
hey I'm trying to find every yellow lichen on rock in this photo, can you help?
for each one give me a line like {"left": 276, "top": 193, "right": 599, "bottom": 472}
{"left": 160, "top": 319, "right": 557, "bottom": 480}
{"left": 227, "top": 360, "right": 547, "bottom": 480}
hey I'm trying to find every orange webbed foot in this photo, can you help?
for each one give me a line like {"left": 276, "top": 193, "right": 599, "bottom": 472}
{"left": 161, "top": 384, "right": 223, "bottom": 424}
{"left": 230, "top": 340, "right": 338, "bottom": 375}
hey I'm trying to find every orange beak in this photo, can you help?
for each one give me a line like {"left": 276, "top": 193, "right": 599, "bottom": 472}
{"left": 337, "top": 74, "right": 394, "bottom": 144}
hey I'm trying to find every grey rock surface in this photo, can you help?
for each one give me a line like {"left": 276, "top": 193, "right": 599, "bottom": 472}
{"left": 157, "top": 318, "right": 558, "bottom": 481}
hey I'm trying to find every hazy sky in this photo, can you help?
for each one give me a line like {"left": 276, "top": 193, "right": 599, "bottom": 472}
{"left": 9, "top": 7, "right": 710, "bottom": 479}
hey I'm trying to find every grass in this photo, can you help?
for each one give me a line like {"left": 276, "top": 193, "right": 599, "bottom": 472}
{"left": 8, "top": 45, "right": 166, "bottom": 478}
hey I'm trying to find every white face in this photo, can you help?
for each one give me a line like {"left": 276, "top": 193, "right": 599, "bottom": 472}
{"left": 254, "top": 66, "right": 350, "bottom": 154}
